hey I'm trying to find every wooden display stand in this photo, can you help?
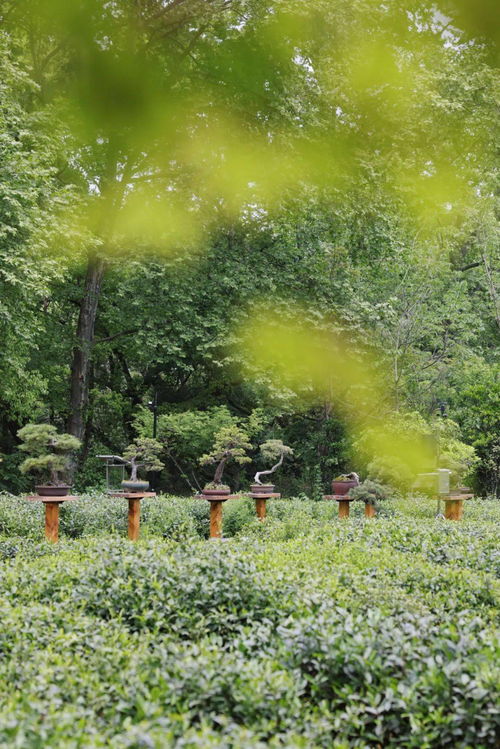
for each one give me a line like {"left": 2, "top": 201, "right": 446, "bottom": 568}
{"left": 248, "top": 492, "right": 281, "bottom": 520}
{"left": 196, "top": 494, "right": 239, "bottom": 539}
{"left": 25, "top": 495, "right": 79, "bottom": 543}
{"left": 323, "top": 494, "right": 355, "bottom": 518}
{"left": 110, "top": 492, "right": 156, "bottom": 540}
{"left": 364, "top": 503, "right": 376, "bottom": 518}
{"left": 444, "top": 494, "right": 473, "bottom": 521}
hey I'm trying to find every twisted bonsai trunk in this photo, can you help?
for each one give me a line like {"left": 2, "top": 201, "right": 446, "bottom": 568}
{"left": 213, "top": 455, "right": 228, "bottom": 485}
{"left": 129, "top": 460, "right": 139, "bottom": 482}
{"left": 254, "top": 452, "right": 284, "bottom": 485}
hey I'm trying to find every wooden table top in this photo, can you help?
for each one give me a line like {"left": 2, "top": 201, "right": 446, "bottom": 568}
{"left": 25, "top": 495, "right": 79, "bottom": 503}
{"left": 195, "top": 494, "right": 241, "bottom": 502}
{"left": 323, "top": 494, "right": 356, "bottom": 502}
{"left": 248, "top": 492, "right": 281, "bottom": 499}
{"left": 109, "top": 492, "right": 157, "bottom": 499}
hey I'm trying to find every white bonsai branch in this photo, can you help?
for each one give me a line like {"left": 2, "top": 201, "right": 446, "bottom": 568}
{"left": 254, "top": 452, "right": 284, "bottom": 484}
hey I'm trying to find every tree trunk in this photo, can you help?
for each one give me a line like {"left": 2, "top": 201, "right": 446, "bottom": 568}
{"left": 67, "top": 254, "right": 106, "bottom": 440}
{"left": 214, "top": 456, "right": 227, "bottom": 485}
{"left": 130, "top": 460, "right": 138, "bottom": 481}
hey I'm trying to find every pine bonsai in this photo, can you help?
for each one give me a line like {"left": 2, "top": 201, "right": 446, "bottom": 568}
{"left": 199, "top": 425, "right": 252, "bottom": 491}
{"left": 121, "top": 438, "right": 165, "bottom": 481}
{"left": 348, "top": 479, "right": 388, "bottom": 506}
{"left": 254, "top": 439, "right": 293, "bottom": 485}
{"left": 333, "top": 472, "right": 360, "bottom": 482}
{"left": 17, "top": 424, "right": 81, "bottom": 486}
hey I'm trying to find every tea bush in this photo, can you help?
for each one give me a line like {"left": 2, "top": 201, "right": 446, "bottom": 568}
{"left": 0, "top": 494, "right": 499, "bottom": 747}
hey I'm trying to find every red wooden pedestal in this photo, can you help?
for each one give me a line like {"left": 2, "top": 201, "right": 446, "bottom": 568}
{"left": 323, "top": 494, "right": 355, "bottom": 518}
{"left": 196, "top": 494, "right": 240, "bottom": 539}
{"left": 248, "top": 492, "right": 281, "bottom": 520}
{"left": 444, "top": 494, "right": 473, "bottom": 521}
{"left": 110, "top": 492, "right": 156, "bottom": 540}
{"left": 25, "top": 495, "right": 79, "bottom": 543}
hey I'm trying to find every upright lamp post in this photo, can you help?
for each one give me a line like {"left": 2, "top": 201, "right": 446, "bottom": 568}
{"left": 435, "top": 400, "right": 448, "bottom": 518}
{"left": 148, "top": 391, "right": 159, "bottom": 489}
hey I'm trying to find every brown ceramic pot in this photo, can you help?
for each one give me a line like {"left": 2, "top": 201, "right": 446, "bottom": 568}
{"left": 35, "top": 485, "right": 72, "bottom": 497}
{"left": 250, "top": 483, "right": 275, "bottom": 494}
{"left": 331, "top": 480, "right": 358, "bottom": 496}
{"left": 121, "top": 480, "right": 150, "bottom": 493}
{"left": 202, "top": 487, "right": 231, "bottom": 497}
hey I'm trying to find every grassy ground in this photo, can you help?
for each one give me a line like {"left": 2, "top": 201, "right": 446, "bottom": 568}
{"left": 0, "top": 494, "right": 499, "bottom": 747}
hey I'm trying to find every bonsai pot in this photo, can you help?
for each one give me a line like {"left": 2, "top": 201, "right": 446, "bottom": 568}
{"left": 332, "top": 479, "right": 358, "bottom": 496}
{"left": 202, "top": 487, "right": 231, "bottom": 497}
{"left": 35, "top": 484, "right": 72, "bottom": 497}
{"left": 251, "top": 483, "right": 275, "bottom": 494}
{"left": 121, "top": 480, "right": 150, "bottom": 493}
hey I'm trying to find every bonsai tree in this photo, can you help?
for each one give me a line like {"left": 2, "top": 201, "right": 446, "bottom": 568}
{"left": 199, "top": 425, "right": 252, "bottom": 490}
{"left": 348, "top": 479, "right": 388, "bottom": 506}
{"left": 121, "top": 438, "right": 165, "bottom": 481}
{"left": 17, "top": 424, "right": 81, "bottom": 486}
{"left": 333, "top": 472, "right": 360, "bottom": 483}
{"left": 254, "top": 439, "right": 293, "bottom": 485}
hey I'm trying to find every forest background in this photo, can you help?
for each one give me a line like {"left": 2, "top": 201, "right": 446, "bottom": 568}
{"left": 0, "top": 0, "right": 498, "bottom": 497}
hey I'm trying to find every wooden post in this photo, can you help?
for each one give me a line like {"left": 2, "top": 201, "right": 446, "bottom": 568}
{"left": 209, "top": 501, "right": 223, "bottom": 539}
{"left": 128, "top": 498, "right": 141, "bottom": 540}
{"left": 25, "top": 495, "right": 78, "bottom": 543}
{"left": 364, "top": 503, "right": 376, "bottom": 518}
{"left": 109, "top": 492, "right": 155, "bottom": 540}
{"left": 45, "top": 502, "right": 60, "bottom": 543}
{"left": 338, "top": 499, "right": 351, "bottom": 519}
{"left": 255, "top": 497, "right": 267, "bottom": 521}
{"left": 445, "top": 498, "right": 463, "bottom": 521}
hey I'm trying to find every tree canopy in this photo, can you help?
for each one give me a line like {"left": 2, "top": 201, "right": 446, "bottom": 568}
{"left": 0, "top": 0, "right": 498, "bottom": 495}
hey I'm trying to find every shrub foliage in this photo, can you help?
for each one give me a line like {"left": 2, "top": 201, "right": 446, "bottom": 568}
{"left": 0, "top": 494, "right": 499, "bottom": 746}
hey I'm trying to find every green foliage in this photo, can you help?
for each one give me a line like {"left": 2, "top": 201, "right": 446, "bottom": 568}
{"left": 199, "top": 425, "right": 253, "bottom": 486}
{"left": 348, "top": 479, "right": 389, "bottom": 506}
{"left": 135, "top": 406, "right": 237, "bottom": 466}
{"left": 0, "top": 34, "right": 75, "bottom": 431}
{"left": 122, "top": 437, "right": 164, "bottom": 480}
{"left": 259, "top": 439, "right": 294, "bottom": 463}
{"left": 255, "top": 439, "right": 294, "bottom": 484}
{"left": 452, "top": 365, "right": 500, "bottom": 496}
{"left": 0, "top": 495, "right": 499, "bottom": 746}
{"left": 17, "top": 424, "right": 81, "bottom": 484}
{"left": 355, "top": 411, "right": 479, "bottom": 492}
{"left": 440, "top": 438, "right": 478, "bottom": 489}
{"left": 0, "top": 0, "right": 497, "bottom": 504}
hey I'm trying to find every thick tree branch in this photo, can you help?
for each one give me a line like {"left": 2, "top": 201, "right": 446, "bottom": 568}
{"left": 95, "top": 328, "right": 139, "bottom": 344}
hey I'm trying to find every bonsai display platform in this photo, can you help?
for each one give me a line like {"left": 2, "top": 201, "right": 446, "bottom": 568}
{"left": 323, "top": 494, "right": 355, "bottom": 519}
{"left": 364, "top": 504, "right": 376, "bottom": 518}
{"left": 109, "top": 492, "right": 156, "bottom": 540}
{"left": 195, "top": 494, "right": 240, "bottom": 539}
{"left": 248, "top": 492, "right": 281, "bottom": 520}
{"left": 25, "top": 495, "right": 79, "bottom": 543}
{"left": 444, "top": 494, "right": 473, "bottom": 521}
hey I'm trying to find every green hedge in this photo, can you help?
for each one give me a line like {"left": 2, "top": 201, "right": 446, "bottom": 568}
{"left": 0, "top": 496, "right": 499, "bottom": 746}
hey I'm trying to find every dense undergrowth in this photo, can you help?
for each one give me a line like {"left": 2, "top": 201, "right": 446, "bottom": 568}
{"left": 0, "top": 495, "right": 499, "bottom": 747}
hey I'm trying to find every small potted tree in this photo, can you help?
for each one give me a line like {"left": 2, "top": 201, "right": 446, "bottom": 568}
{"left": 348, "top": 479, "right": 388, "bottom": 517}
{"left": 332, "top": 472, "right": 360, "bottom": 495}
{"left": 120, "top": 438, "right": 165, "bottom": 492}
{"left": 251, "top": 439, "right": 293, "bottom": 494}
{"left": 199, "top": 425, "right": 252, "bottom": 496}
{"left": 17, "top": 424, "right": 81, "bottom": 496}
